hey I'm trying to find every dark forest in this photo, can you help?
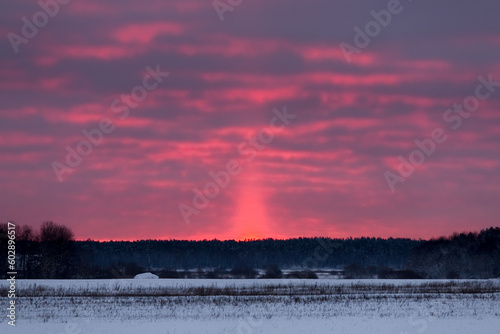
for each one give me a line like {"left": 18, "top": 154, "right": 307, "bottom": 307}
{"left": 1, "top": 223, "right": 499, "bottom": 280}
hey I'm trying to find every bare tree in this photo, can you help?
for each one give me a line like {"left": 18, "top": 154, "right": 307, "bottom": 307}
{"left": 40, "top": 221, "right": 74, "bottom": 243}
{"left": 39, "top": 222, "right": 75, "bottom": 278}
{"left": 0, "top": 223, "right": 8, "bottom": 277}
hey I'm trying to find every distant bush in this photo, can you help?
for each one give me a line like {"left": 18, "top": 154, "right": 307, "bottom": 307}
{"left": 159, "top": 269, "right": 181, "bottom": 279}
{"left": 262, "top": 264, "right": 282, "bottom": 279}
{"left": 205, "top": 269, "right": 229, "bottom": 279}
{"left": 285, "top": 271, "right": 318, "bottom": 279}
{"left": 344, "top": 263, "right": 376, "bottom": 279}
{"left": 230, "top": 267, "right": 258, "bottom": 279}
{"left": 378, "top": 267, "right": 422, "bottom": 279}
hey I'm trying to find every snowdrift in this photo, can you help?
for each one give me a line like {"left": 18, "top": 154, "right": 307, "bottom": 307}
{"left": 133, "top": 272, "right": 159, "bottom": 279}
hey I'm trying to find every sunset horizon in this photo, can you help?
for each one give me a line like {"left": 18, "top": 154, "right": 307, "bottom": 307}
{"left": 7, "top": 220, "right": 495, "bottom": 243}
{"left": 2, "top": 0, "right": 499, "bottom": 245}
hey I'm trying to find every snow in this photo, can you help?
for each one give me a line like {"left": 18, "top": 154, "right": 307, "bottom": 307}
{"left": 9, "top": 277, "right": 495, "bottom": 290}
{"left": 1, "top": 279, "right": 499, "bottom": 333}
{"left": 133, "top": 272, "right": 159, "bottom": 279}
{"left": 4, "top": 318, "right": 500, "bottom": 334}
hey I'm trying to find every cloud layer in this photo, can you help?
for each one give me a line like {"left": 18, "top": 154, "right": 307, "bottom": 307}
{"left": 1, "top": 0, "right": 500, "bottom": 240}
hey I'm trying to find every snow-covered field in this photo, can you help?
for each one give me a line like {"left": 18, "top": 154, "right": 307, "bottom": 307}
{"left": 1, "top": 279, "right": 499, "bottom": 334}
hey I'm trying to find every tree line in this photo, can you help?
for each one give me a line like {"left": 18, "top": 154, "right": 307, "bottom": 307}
{"left": 0, "top": 222, "right": 76, "bottom": 279}
{"left": 1, "top": 222, "right": 498, "bottom": 279}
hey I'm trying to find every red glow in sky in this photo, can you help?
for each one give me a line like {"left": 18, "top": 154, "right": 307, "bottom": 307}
{"left": 1, "top": 0, "right": 500, "bottom": 241}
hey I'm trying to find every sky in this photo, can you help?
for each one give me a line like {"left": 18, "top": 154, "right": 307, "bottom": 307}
{"left": 1, "top": 0, "right": 500, "bottom": 241}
